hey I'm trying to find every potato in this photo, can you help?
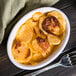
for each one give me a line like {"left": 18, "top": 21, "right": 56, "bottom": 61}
{"left": 16, "top": 24, "right": 33, "bottom": 43}
{"left": 39, "top": 15, "right": 47, "bottom": 35}
{"left": 32, "top": 39, "right": 43, "bottom": 53}
{"left": 12, "top": 42, "right": 32, "bottom": 63}
{"left": 47, "top": 11, "right": 66, "bottom": 34}
{"left": 16, "top": 18, "right": 38, "bottom": 43}
{"left": 48, "top": 34, "right": 61, "bottom": 45}
{"left": 39, "top": 11, "right": 66, "bottom": 36}
{"left": 42, "top": 16, "right": 61, "bottom": 36}
{"left": 32, "top": 12, "right": 43, "bottom": 21}
{"left": 25, "top": 18, "right": 38, "bottom": 27}
{"left": 33, "top": 25, "right": 47, "bottom": 39}
{"left": 32, "top": 53, "right": 43, "bottom": 61}
{"left": 32, "top": 38, "right": 52, "bottom": 57}
{"left": 39, "top": 15, "right": 61, "bottom": 36}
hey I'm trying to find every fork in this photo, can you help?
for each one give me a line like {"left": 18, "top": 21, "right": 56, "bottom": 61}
{"left": 24, "top": 47, "right": 76, "bottom": 76}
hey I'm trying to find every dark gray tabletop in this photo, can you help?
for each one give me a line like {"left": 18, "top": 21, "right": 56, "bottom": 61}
{"left": 0, "top": 0, "right": 76, "bottom": 76}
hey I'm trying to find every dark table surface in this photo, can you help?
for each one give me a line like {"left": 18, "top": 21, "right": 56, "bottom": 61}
{"left": 0, "top": 0, "right": 76, "bottom": 76}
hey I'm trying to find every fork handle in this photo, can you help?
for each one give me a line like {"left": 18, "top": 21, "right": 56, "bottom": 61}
{"left": 24, "top": 63, "right": 63, "bottom": 76}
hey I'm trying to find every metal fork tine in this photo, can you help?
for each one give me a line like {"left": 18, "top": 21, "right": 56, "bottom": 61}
{"left": 68, "top": 53, "right": 76, "bottom": 66}
{"left": 60, "top": 47, "right": 76, "bottom": 67}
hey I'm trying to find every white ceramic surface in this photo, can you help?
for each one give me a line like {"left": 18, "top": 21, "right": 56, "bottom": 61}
{"left": 7, "top": 7, "right": 70, "bottom": 70}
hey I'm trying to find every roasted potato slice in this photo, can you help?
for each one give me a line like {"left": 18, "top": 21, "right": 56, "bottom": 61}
{"left": 32, "top": 37, "right": 53, "bottom": 57}
{"left": 32, "top": 53, "right": 43, "bottom": 62}
{"left": 47, "top": 11, "right": 66, "bottom": 34}
{"left": 42, "top": 16, "right": 61, "bottom": 35}
{"left": 36, "top": 37, "right": 50, "bottom": 51}
{"left": 33, "top": 25, "right": 47, "bottom": 39}
{"left": 39, "top": 15, "right": 61, "bottom": 35}
{"left": 32, "top": 39, "right": 43, "bottom": 53}
{"left": 48, "top": 34, "right": 61, "bottom": 45}
{"left": 25, "top": 18, "right": 38, "bottom": 27}
{"left": 32, "top": 12, "right": 44, "bottom": 21}
{"left": 36, "top": 37, "right": 53, "bottom": 57}
{"left": 39, "top": 11, "right": 66, "bottom": 36}
{"left": 16, "top": 24, "right": 33, "bottom": 43}
{"left": 16, "top": 18, "right": 38, "bottom": 42}
{"left": 12, "top": 41, "right": 32, "bottom": 63}
{"left": 39, "top": 15, "right": 47, "bottom": 35}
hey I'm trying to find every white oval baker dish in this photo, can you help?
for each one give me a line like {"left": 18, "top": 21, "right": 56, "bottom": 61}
{"left": 7, "top": 7, "right": 70, "bottom": 70}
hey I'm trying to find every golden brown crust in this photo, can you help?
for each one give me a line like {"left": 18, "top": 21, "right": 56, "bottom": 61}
{"left": 36, "top": 37, "right": 50, "bottom": 51}
{"left": 42, "top": 16, "right": 60, "bottom": 35}
{"left": 39, "top": 11, "right": 66, "bottom": 36}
